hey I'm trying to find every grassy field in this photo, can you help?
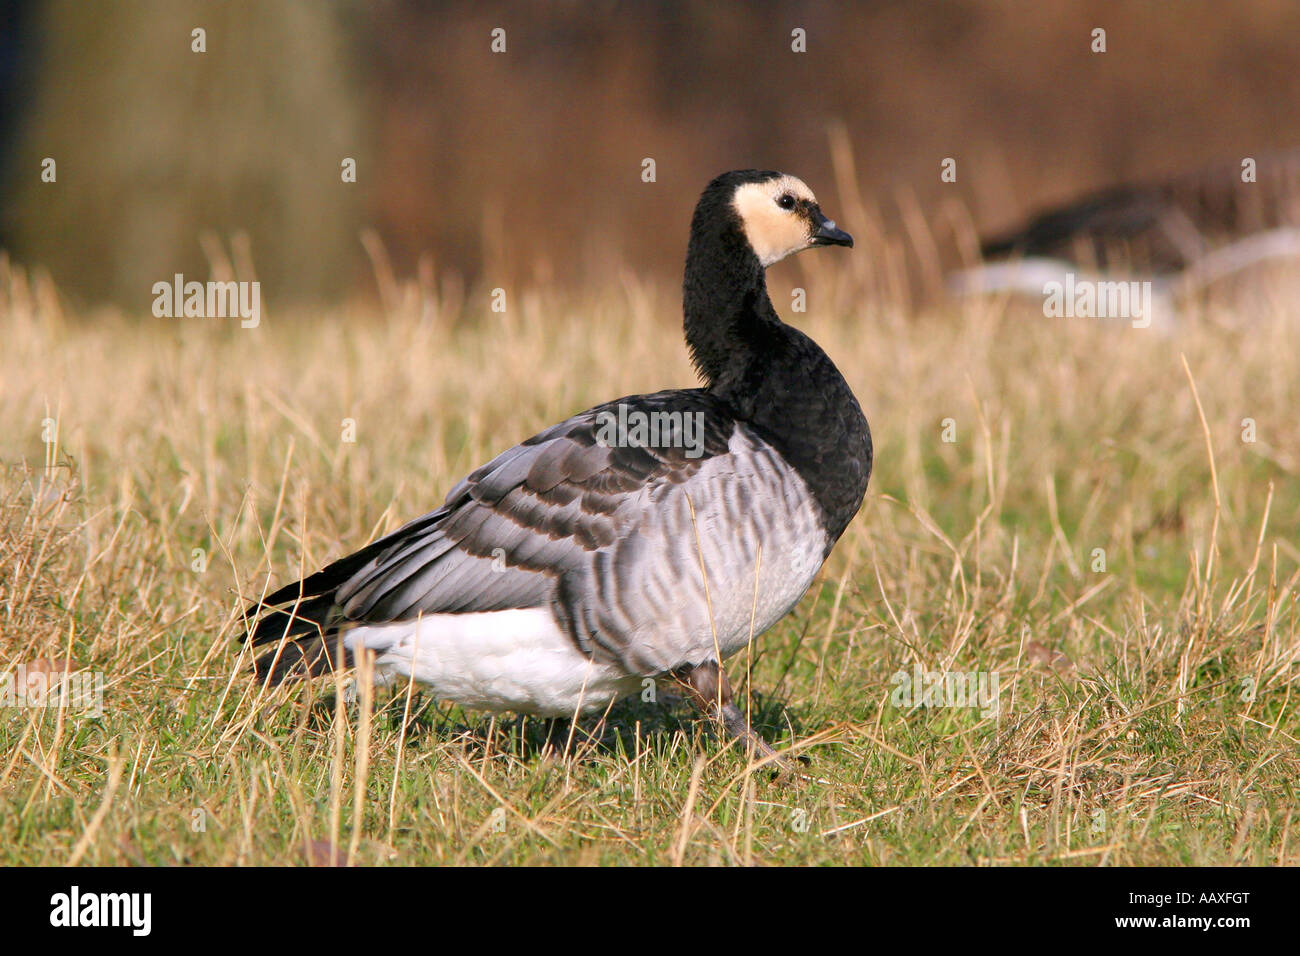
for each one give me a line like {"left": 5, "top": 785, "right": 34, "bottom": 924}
{"left": 1, "top": 250, "right": 1298, "bottom": 866}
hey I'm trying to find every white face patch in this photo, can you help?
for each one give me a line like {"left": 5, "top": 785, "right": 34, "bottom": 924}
{"left": 732, "top": 174, "right": 819, "bottom": 267}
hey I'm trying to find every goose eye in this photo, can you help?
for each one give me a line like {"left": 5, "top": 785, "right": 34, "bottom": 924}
{"left": 776, "top": 194, "right": 796, "bottom": 210}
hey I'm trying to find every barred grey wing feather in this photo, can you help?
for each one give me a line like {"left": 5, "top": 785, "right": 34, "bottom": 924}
{"left": 317, "top": 390, "right": 735, "bottom": 635}
{"left": 552, "top": 429, "right": 827, "bottom": 674}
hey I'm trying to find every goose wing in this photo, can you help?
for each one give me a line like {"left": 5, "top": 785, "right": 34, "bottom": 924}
{"left": 246, "top": 389, "right": 743, "bottom": 660}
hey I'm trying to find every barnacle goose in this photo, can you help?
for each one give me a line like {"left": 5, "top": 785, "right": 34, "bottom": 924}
{"left": 244, "top": 170, "right": 869, "bottom": 762}
{"left": 975, "top": 149, "right": 1300, "bottom": 274}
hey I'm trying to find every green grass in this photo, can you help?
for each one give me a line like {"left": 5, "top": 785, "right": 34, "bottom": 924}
{"left": 1, "top": 256, "right": 1298, "bottom": 865}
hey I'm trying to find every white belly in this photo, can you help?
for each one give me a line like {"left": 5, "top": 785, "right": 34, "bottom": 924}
{"left": 343, "top": 608, "right": 641, "bottom": 716}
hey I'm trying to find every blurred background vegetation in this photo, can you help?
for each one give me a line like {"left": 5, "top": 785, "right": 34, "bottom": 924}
{"left": 2, "top": 0, "right": 1299, "bottom": 308}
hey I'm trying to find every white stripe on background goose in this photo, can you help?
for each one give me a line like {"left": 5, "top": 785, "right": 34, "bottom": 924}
{"left": 244, "top": 169, "right": 871, "bottom": 761}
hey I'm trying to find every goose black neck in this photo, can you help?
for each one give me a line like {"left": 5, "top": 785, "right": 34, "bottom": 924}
{"left": 680, "top": 205, "right": 873, "bottom": 545}
{"left": 682, "top": 222, "right": 781, "bottom": 400}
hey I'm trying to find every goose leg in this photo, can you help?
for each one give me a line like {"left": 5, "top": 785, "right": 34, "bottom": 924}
{"left": 674, "top": 661, "right": 792, "bottom": 774}
{"left": 534, "top": 715, "right": 572, "bottom": 759}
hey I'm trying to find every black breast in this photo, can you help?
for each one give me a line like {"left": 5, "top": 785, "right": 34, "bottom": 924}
{"left": 714, "top": 321, "right": 872, "bottom": 548}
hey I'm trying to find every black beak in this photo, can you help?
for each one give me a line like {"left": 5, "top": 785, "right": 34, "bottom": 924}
{"left": 810, "top": 212, "right": 853, "bottom": 248}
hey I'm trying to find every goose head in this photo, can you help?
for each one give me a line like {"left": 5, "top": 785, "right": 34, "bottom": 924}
{"left": 682, "top": 170, "right": 855, "bottom": 387}
{"left": 724, "top": 170, "right": 853, "bottom": 267}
